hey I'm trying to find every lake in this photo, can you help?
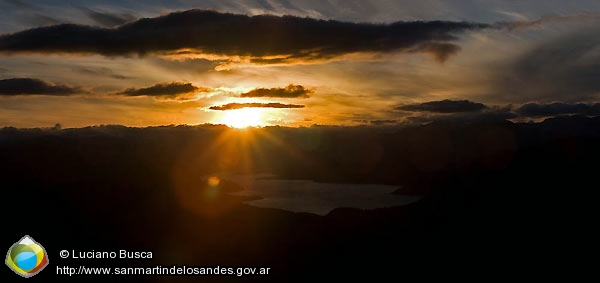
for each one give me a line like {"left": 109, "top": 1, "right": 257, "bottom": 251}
{"left": 223, "top": 173, "right": 421, "bottom": 215}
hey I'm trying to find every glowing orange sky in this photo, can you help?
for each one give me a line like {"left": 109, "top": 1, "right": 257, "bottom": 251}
{"left": 0, "top": 2, "right": 599, "bottom": 128}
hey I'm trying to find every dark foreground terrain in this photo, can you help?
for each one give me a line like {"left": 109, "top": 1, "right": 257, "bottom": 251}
{"left": 2, "top": 116, "right": 598, "bottom": 281}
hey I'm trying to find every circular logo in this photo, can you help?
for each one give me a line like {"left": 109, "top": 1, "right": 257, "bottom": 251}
{"left": 6, "top": 236, "right": 49, "bottom": 278}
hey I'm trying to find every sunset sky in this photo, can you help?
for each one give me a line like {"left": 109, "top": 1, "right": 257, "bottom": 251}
{"left": 1, "top": 0, "right": 599, "bottom": 128}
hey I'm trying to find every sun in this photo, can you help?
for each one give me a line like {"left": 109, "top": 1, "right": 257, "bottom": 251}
{"left": 219, "top": 108, "right": 266, "bottom": 128}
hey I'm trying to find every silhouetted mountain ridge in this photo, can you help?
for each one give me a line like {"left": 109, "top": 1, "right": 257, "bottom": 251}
{"left": 1, "top": 116, "right": 597, "bottom": 281}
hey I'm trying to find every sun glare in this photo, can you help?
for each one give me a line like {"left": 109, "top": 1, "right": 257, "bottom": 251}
{"left": 219, "top": 108, "right": 266, "bottom": 128}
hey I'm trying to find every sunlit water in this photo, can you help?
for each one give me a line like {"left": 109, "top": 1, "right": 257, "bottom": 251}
{"left": 223, "top": 173, "right": 421, "bottom": 215}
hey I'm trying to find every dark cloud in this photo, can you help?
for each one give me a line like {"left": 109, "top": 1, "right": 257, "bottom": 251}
{"left": 0, "top": 78, "right": 81, "bottom": 95}
{"left": 407, "top": 42, "right": 461, "bottom": 63}
{"left": 396, "top": 99, "right": 487, "bottom": 113}
{"left": 370, "top": 119, "right": 397, "bottom": 125}
{"left": 81, "top": 8, "right": 136, "bottom": 27}
{"left": 119, "top": 82, "right": 208, "bottom": 98}
{"left": 240, "top": 84, "right": 313, "bottom": 98}
{"left": 209, "top": 102, "right": 305, "bottom": 111}
{"left": 0, "top": 9, "right": 490, "bottom": 63}
{"left": 516, "top": 103, "right": 600, "bottom": 117}
{"left": 404, "top": 108, "right": 517, "bottom": 125}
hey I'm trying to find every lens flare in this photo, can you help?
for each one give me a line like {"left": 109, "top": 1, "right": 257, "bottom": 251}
{"left": 207, "top": 176, "right": 220, "bottom": 187}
